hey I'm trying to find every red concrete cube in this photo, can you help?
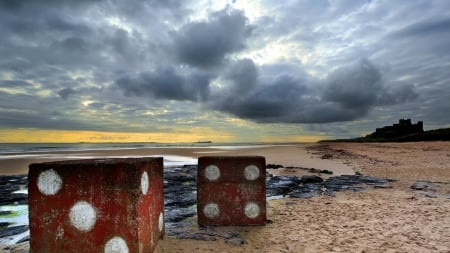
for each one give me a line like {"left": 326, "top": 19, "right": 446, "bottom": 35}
{"left": 28, "top": 157, "right": 164, "bottom": 253}
{"left": 197, "top": 156, "right": 266, "bottom": 226}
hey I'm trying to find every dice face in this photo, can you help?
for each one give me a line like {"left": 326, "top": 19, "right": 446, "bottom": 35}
{"left": 197, "top": 156, "right": 266, "bottom": 226}
{"left": 28, "top": 158, "right": 164, "bottom": 253}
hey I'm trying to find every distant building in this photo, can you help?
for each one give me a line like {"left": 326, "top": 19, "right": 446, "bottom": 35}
{"left": 367, "top": 119, "right": 424, "bottom": 139}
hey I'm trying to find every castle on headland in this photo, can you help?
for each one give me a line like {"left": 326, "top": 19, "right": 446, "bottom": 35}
{"left": 320, "top": 118, "right": 449, "bottom": 142}
{"left": 367, "top": 119, "right": 424, "bottom": 139}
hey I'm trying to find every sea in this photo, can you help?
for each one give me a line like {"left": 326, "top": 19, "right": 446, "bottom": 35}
{"left": 0, "top": 142, "right": 210, "bottom": 154}
{"left": 0, "top": 142, "right": 290, "bottom": 169}
{"left": 0, "top": 142, "right": 284, "bottom": 154}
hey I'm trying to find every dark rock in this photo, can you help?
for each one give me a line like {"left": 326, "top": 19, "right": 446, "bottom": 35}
{"left": 225, "top": 236, "right": 246, "bottom": 246}
{"left": 0, "top": 225, "right": 28, "bottom": 237}
{"left": 321, "top": 154, "right": 333, "bottom": 159}
{"left": 284, "top": 166, "right": 334, "bottom": 175}
{"left": 299, "top": 175, "right": 324, "bottom": 184}
{"left": 165, "top": 219, "right": 195, "bottom": 236}
{"left": 0, "top": 193, "right": 28, "bottom": 205}
{"left": 411, "top": 181, "right": 435, "bottom": 191}
{"left": 266, "top": 175, "right": 300, "bottom": 197}
{"left": 320, "top": 169, "right": 333, "bottom": 175}
{"left": 0, "top": 222, "right": 11, "bottom": 228}
{"left": 266, "top": 164, "right": 283, "bottom": 169}
{"left": 290, "top": 183, "right": 323, "bottom": 199}
{"left": 164, "top": 191, "right": 197, "bottom": 208}
{"left": 269, "top": 174, "right": 394, "bottom": 199}
{"left": 0, "top": 211, "right": 12, "bottom": 216}
{"left": 425, "top": 193, "right": 438, "bottom": 198}
{"left": 165, "top": 207, "right": 197, "bottom": 222}
{"left": 374, "top": 184, "right": 391, "bottom": 189}
{"left": 324, "top": 175, "right": 391, "bottom": 193}
{"left": 0, "top": 175, "right": 28, "bottom": 205}
{"left": 163, "top": 166, "right": 198, "bottom": 231}
{"left": 358, "top": 175, "right": 391, "bottom": 185}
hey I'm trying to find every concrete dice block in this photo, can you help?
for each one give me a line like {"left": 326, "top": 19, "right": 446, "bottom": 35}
{"left": 28, "top": 157, "right": 164, "bottom": 253}
{"left": 197, "top": 156, "right": 266, "bottom": 226}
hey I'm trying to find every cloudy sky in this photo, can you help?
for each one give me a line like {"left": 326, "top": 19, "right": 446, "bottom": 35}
{"left": 0, "top": 0, "right": 449, "bottom": 143}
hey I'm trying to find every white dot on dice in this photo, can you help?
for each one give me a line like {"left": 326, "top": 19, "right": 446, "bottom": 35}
{"left": 37, "top": 169, "right": 63, "bottom": 195}
{"left": 158, "top": 212, "right": 164, "bottom": 232}
{"left": 205, "top": 165, "right": 220, "bottom": 181}
{"left": 244, "top": 202, "right": 260, "bottom": 219}
{"left": 244, "top": 165, "right": 260, "bottom": 181}
{"left": 141, "top": 171, "right": 149, "bottom": 195}
{"left": 203, "top": 203, "right": 220, "bottom": 219}
{"left": 69, "top": 201, "right": 97, "bottom": 232}
{"left": 104, "top": 236, "right": 129, "bottom": 253}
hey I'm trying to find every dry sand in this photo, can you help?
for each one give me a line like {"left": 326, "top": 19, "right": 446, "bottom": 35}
{"left": 2, "top": 142, "right": 450, "bottom": 252}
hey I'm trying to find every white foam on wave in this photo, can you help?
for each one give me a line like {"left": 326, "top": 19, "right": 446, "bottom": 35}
{"left": 12, "top": 189, "right": 28, "bottom": 194}
{"left": 0, "top": 153, "right": 197, "bottom": 167}
{"left": 153, "top": 155, "right": 197, "bottom": 168}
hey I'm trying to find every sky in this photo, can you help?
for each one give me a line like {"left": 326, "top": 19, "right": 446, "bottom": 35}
{"left": 0, "top": 0, "right": 449, "bottom": 143}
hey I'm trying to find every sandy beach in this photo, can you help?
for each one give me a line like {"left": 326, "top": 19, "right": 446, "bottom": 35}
{"left": 155, "top": 142, "right": 450, "bottom": 253}
{"left": 2, "top": 142, "right": 450, "bottom": 252}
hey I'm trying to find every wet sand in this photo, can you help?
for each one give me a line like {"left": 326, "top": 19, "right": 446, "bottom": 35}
{"left": 3, "top": 142, "right": 450, "bottom": 252}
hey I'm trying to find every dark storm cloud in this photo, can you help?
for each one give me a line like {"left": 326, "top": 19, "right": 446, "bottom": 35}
{"left": 0, "top": 0, "right": 449, "bottom": 138}
{"left": 214, "top": 74, "right": 307, "bottom": 122}
{"left": 212, "top": 59, "right": 418, "bottom": 123}
{"left": 222, "top": 58, "right": 258, "bottom": 95}
{"left": 323, "top": 59, "right": 383, "bottom": 109}
{"left": 174, "top": 8, "right": 253, "bottom": 67}
{"left": 116, "top": 67, "right": 210, "bottom": 101}
{"left": 57, "top": 87, "right": 77, "bottom": 100}
{"left": 322, "top": 59, "right": 416, "bottom": 110}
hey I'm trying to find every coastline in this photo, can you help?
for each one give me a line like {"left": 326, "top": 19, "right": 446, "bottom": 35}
{"left": 0, "top": 143, "right": 353, "bottom": 176}
{"left": 2, "top": 141, "right": 450, "bottom": 252}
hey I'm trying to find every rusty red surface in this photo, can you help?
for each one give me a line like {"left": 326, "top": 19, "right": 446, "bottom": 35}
{"left": 28, "top": 157, "right": 164, "bottom": 253}
{"left": 197, "top": 156, "right": 266, "bottom": 226}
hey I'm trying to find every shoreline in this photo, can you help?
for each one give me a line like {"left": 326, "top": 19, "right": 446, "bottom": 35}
{"left": 0, "top": 144, "right": 354, "bottom": 176}
{"left": 2, "top": 141, "right": 450, "bottom": 252}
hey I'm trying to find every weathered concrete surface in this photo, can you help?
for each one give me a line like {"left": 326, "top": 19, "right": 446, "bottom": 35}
{"left": 28, "top": 158, "right": 164, "bottom": 253}
{"left": 197, "top": 156, "right": 267, "bottom": 226}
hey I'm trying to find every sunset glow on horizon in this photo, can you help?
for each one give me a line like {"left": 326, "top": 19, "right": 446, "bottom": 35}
{"left": 0, "top": 129, "right": 322, "bottom": 143}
